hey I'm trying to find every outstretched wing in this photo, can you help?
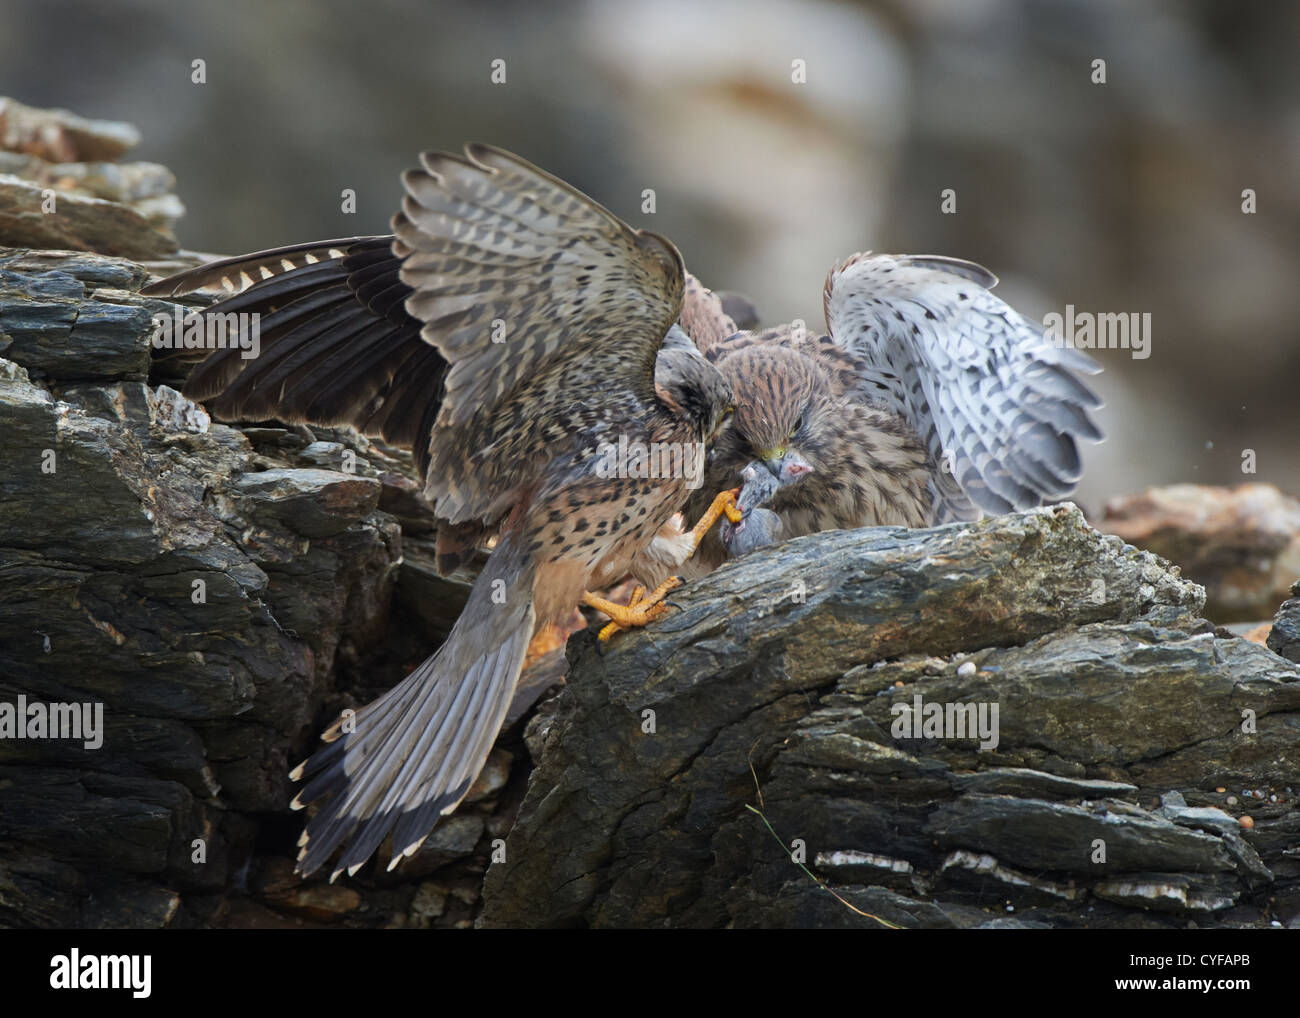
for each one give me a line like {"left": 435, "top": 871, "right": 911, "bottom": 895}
{"left": 141, "top": 236, "right": 447, "bottom": 479}
{"left": 395, "top": 143, "right": 685, "bottom": 524}
{"left": 824, "top": 252, "right": 1103, "bottom": 522}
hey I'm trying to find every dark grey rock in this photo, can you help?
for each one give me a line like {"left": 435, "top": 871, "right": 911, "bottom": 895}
{"left": 234, "top": 468, "right": 382, "bottom": 540}
{"left": 0, "top": 247, "right": 430, "bottom": 927}
{"left": 480, "top": 507, "right": 1299, "bottom": 929}
{"left": 0, "top": 250, "right": 163, "bottom": 382}
{"left": 1267, "top": 580, "right": 1300, "bottom": 663}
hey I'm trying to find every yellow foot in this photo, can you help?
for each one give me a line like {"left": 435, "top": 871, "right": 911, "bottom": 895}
{"left": 582, "top": 576, "right": 682, "bottom": 643}
{"left": 687, "top": 487, "right": 743, "bottom": 551}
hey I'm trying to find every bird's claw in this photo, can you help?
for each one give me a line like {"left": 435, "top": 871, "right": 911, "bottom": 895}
{"left": 685, "top": 487, "right": 743, "bottom": 552}
{"left": 583, "top": 576, "right": 683, "bottom": 645}
{"left": 582, "top": 489, "right": 737, "bottom": 650}
{"left": 720, "top": 488, "right": 744, "bottom": 524}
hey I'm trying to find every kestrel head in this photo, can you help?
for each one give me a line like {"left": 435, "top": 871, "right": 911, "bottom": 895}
{"left": 655, "top": 325, "right": 735, "bottom": 443}
{"left": 717, "top": 344, "right": 830, "bottom": 491}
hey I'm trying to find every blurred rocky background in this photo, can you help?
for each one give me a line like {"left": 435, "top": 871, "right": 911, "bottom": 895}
{"left": 2, "top": 0, "right": 1297, "bottom": 510}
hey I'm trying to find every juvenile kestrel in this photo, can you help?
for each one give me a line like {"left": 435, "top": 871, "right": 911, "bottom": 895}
{"left": 676, "top": 254, "right": 1104, "bottom": 569}
{"left": 146, "top": 145, "right": 739, "bottom": 878}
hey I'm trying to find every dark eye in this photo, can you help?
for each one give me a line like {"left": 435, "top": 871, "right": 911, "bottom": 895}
{"left": 791, "top": 413, "right": 805, "bottom": 435}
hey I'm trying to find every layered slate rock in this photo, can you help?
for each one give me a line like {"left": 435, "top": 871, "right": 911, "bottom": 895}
{"left": 1268, "top": 581, "right": 1300, "bottom": 665}
{"left": 0, "top": 249, "right": 402, "bottom": 925}
{"left": 480, "top": 506, "right": 1300, "bottom": 929}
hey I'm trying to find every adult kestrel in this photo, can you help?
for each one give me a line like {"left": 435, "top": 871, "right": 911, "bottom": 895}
{"left": 676, "top": 254, "right": 1104, "bottom": 570}
{"left": 145, "top": 145, "right": 739, "bottom": 878}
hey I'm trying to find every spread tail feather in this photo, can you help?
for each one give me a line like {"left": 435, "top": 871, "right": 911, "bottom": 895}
{"left": 292, "top": 535, "right": 535, "bottom": 880}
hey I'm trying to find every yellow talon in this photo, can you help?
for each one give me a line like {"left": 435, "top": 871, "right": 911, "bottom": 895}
{"left": 688, "top": 487, "right": 743, "bottom": 549}
{"left": 583, "top": 576, "right": 682, "bottom": 642}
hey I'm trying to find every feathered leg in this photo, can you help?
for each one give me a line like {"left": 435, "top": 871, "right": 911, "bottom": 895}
{"left": 584, "top": 489, "right": 741, "bottom": 642}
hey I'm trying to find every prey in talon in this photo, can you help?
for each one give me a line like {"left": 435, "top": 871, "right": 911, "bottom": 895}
{"left": 720, "top": 462, "right": 786, "bottom": 557}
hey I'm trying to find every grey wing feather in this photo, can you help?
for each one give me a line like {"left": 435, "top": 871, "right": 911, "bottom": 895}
{"left": 823, "top": 252, "right": 1103, "bottom": 522}
{"left": 292, "top": 537, "right": 535, "bottom": 880}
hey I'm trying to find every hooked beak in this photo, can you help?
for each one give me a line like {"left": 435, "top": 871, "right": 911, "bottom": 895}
{"left": 761, "top": 448, "right": 814, "bottom": 485}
